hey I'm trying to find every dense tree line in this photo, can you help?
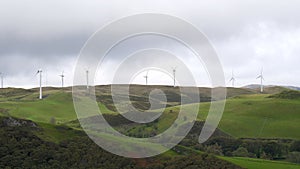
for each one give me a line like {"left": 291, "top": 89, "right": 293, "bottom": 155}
{"left": 180, "top": 136, "right": 300, "bottom": 163}
{"left": 1, "top": 115, "right": 299, "bottom": 169}
{"left": 177, "top": 121, "right": 300, "bottom": 163}
{"left": 0, "top": 117, "right": 242, "bottom": 169}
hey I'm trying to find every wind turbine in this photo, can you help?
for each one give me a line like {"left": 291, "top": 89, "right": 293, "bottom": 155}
{"left": 86, "top": 69, "right": 89, "bottom": 89}
{"left": 172, "top": 67, "right": 177, "bottom": 87}
{"left": 256, "top": 68, "right": 265, "bottom": 93}
{"left": 144, "top": 71, "right": 149, "bottom": 85}
{"left": 59, "top": 71, "right": 64, "bottom": 88}
{"left": 0, "top": 72, "right": 3, "bottom": 89}
{"left": 229, "top": 71, "right": 236, "bottom": 87}
{"left": 36, "top": 69, "right": 43, "bottom": 99}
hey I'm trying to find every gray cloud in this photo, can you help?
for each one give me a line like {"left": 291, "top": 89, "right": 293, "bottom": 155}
{"left": 0, "top": 33, "right": 88, "bottom": 57}
{"left": 0, "top": 0, "right": 300, "bottom": 88}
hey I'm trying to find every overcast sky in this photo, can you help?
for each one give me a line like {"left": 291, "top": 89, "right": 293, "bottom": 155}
{"left": 1, "top": 0, "right": 300, "bottom": 88}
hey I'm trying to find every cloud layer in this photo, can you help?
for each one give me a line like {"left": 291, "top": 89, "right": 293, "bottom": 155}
{"left": 0, "top": 0, "right": 300, "bottom": 88}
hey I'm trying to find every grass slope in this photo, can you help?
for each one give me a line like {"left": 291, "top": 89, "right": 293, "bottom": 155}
{"left": 1, "top": 86, "right": 300, "bottom": 140}
{"left": 197, "top": 94, "right": 300, "bottom": 139}
{"left": 221, "top": 156, "right": 300, "bottom": 169}
{"left": 0, "top": 91, "right": 76, "bottom": 124}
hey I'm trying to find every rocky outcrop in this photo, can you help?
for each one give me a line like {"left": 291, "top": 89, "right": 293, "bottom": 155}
{"left": 1, "top": 117, "right": 38, "bottom": 128}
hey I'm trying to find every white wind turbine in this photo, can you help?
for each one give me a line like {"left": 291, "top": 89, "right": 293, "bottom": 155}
{"left": 229, "top": 71, "right": 236, "bottom": 87}
{"left": 172, "top": 66, "right": 177, "bottom": 87}
{"left": 36, "top": 69, "right": 43, "bottom": 99}
{"left": 86, "top": 69, "right": 89, "bottom": 89}
{"left": 59, "top": 71, "right": 65, "bottom": 88}
{"left": 256, "top": 68, "right": 265, "bottom": 93}
{"left": 0, "top": 72, "right": 3, "bottom": 89}
{"left": 144, "top": 71, "right": 149, "bottom": 85}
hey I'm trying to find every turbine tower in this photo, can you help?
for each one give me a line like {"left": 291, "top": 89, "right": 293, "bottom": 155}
{"left": 229, "top": 71, "right": 236, "bottom": 87}
{"left": 144, "top": 71, "right": 149, "bottom": 85}
{"left": 86, "top": 69, "right": 89, "bottom": 89}
{"left": 256, "top": 68, "right": 265, "bottom": 93}
{"left": 172, "top": 67, "right": 177, "bottom": 87}
{"left": 36, "top": 69, "right": 43, "bottom": 99}
{"left": 0, "top": 72, "right": 3, "bottom": 89}
{"left": 59, "top": 71, "right": 64, "bottom": 88}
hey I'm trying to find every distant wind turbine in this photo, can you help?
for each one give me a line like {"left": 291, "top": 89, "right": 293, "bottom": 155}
{"left": 229, "top": 71, "right": 236, "bottom": 87}
{"left": 256, "top": 68, "right": 265, "bottom": 93}
{"left": 172, "top": 67, "right": 177, "bottom": 87}
{"left": 59, "top": 71, "right": 65, "bottom": 88}
{"left": 144, "top": 71, "right": 149, "bottom": 85}
{"left": 36, "top": 69, "right": 43, "bottom": 99}
{"left": 86, "top": 69, "right": 89, "bottom": 89}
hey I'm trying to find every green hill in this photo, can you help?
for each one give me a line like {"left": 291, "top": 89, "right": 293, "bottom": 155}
{"left": 196, "top": 93, "right": 300, "bottom": 139}
{"left": 0, "top": 85, "right": 299, "bottom": 168}
{"left": 0, "top": 85, "right": 299, "bottom": 140}
{"left": 269, "top": 90, "right": 300, "bottom": 100}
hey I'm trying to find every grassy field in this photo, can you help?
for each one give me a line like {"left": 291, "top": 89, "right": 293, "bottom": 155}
{"left": 0, "top": 89, "right": 115, "bottom": 124}
{"left": 0, "top": 91, "right": 77, "bottom": 123}
{"left": 221, "top": 156, "right": 300, "bottom": 169}
{"left": 196, "top": 94, "right": 300, "bottom": 139}
{"left": 177, "top": 145, "right": 300, "bottom": 169}
{"left": 0, "top": 86, "right": 299, "bottom": 139}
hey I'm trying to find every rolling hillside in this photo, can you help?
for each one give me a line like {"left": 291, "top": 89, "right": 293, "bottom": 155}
{"left": 0, "top": 85, "right": 299, "bottom": 168}
{"left": 0, "top": 85, "right": 299, "bottom": 139}
{"left": 197, "top": 93, "right": 300, "bottom": 139}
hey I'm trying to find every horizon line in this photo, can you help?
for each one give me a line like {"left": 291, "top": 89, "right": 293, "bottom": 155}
{"left": 0, "top": 83, "right": 297, "bottom": 90}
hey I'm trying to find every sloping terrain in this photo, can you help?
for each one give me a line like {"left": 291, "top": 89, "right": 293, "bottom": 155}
{"left": 0, "top": 85, "right": 299, "bottom": 139}
{"left": 0, "top": 85, "right": 300, "bottom": 168}
{"left": 197, "top": 93, "right": 300, "bottom": 139}
{"left": 269, "top": 90, "right": 300, "bottom": 100}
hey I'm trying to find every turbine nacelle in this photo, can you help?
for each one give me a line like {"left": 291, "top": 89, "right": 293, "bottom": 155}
{"left": 36, "top": 70, "right": 42, "bottom": 75}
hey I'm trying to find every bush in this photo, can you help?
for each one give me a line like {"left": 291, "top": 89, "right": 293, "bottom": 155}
{"left": 205, "top": 143, "right": 223, "bottom": 156}
{"left": 287, "top": 152, "right": 300, "bottom": 164}
{"left": 50, "top": 117, "right": 56, "bottom": 125}
{"left": 290, "top": 141, "right": 300, "bottom": 152}
{"left": 232, "top": 147, "right": 249, "bottom": 157}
